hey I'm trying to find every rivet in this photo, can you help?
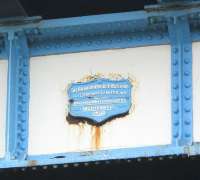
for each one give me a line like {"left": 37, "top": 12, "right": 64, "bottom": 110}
{"left": 173, "top": 132, "right": 179, "bottom": 138}
{"left": 53, "top": 165, "right": 58, "bottom": 169}
{"left": 184, "top": 47, "right": 190, "bottom": 53}
{"left": 173, "top": 84, "right": 179, "bottom": 89}
{"left": 87, "top": 41, "right": 92, "bottom": 46}
{"left": 173, "top": 48, "right": 178, "bottom": 53}
{"left": 184, "top": 108, "right": 191, "bottom": 113}
{"left": 18, "top": 104, "right": 26, "bottom": 113}
{"left": 19, "top": 69, "right": 23, "bottom": 75}
{"left": 21, "top": 168, "right": 26, "bottom": 171}
{"left": 23, "top": 61, "right": 29, "bottom": 67}
{"left": 184, "top": 83, "right": 191, "bottom": 88}
{"left": 173, "top": 71, "right": 178, "bottom": 77}
{"left": 18, "top": 96, "right": 23, "bottom": 103}
{"left": 19, "top": 77, "right": 23, "bottom": 83}
{"left": 189, "top": 13, "right": 195, "bottom": 19}
{"left": 22, "top": 78, "right": 28, "bottom": 85}
{"left": 45, "top": 45, "right": 50, "bottom": 49}
{"left": 147, "top": 35, "right": 153, "bottom": 40}
{"left": 43, "top": 166, "right": 48, "bottom": 170}
{"left": 185, "top": 133, "right": 190, "bottom": 138}
{"left": 19, "top": 133, "right": 26, "bottom": 141}
{"left": 18, "top": 114, "right": 26, "bottom": 122}
{"left": 184, "top": 58, "right": 190, "bottom": 64}
{"left": 19, "top": 86, "right": 27, "bottom": 95}
{"left": 168, "top": 156, "right": 173, "bottom": 159}
{"left": 14, "top": 35, "right": 19, "bottom": 40}
{"left": 21, "top": 95, "right": 28, "bottom": 103}
{"left": 149, "top": 17, "right": 155, "bottom": 24}
{"left": 63, "top": 164, "right": 69, "bottom": 168}
{"left": 184, "top": 119, "right": 190, "bottom": 125}
{"left": 95, "top": 161, "right": 100, "bottom": 165}
{"left": 127, "top": 36, "right": 133, "bottom": 42}
{"left": 117, "top": 38, "right": 122, "bottom": 43}
{"left": 73, "top": 163, "right": 79, "bottom": 167}
{"left": 173, "top": 108, "right": 179, "bottom": 114}
{"left": 32, "top": 167, "right": 37, "bottom": 170}
{"left": 173, "top": 59, "right": 178, "bottom": 65}
{"left": 18, "top": 113, "right": 22, "bottom": 119}
{"left": 17, "top": 132, "right": 21, "bottom": 137}
{"left": 117, "top": 22, "right": 122, "bottom": 27}
{"left": 33, "top": 29, "right": 39, "bottom": 35}
{"left": 15, "top": 151, "right": 20, "bottom": 157}
{"left": 173, "top": 95, "right": 179, "bottom": 101}
{"left": 184, "top": 95, "right": 191, "bottom": 100}
{"left": 184, "top": 71, "right": 190, "bottom": 76}
{"left": 17, "top": 122, "right": 22, "bottom": 130}
{"left": 96, "top": 40, "right": 102, "bottom": 45}
{"left": 18, "top": 55, "right": 23, "bottom": 60}
{"left": 180, "top": 16, "right": 186, "bottom": 21}
{"left": 84, "top": 162, "right": 89, "bottom": 167}
{"left": 20, "top": 143, "right": 26, "bottom": 150}
{"left": 173, "top": 120, "right": 179, "bottom": 126}
{"left": 105, "top": 161, "right": 110, "bottom": 164}
{"left": 21, "top": 124, "right": 26, "bottom": 131}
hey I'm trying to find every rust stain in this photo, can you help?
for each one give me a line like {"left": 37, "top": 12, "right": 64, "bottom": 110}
{"left": 68, "top": 119, "right": 102, "bottom": 150}
{"left": 66, "top": 112, "right": 129, "bottom": 126}
{"left": 66, "top": 73, "right": 138, "bottom": 151}
{"left": 91, "top": 126, "right": 101, "bottom": 150}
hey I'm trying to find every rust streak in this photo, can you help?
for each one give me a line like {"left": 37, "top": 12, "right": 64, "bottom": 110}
{"left": 92, "top": 126, "right": 101, "bottom": 150}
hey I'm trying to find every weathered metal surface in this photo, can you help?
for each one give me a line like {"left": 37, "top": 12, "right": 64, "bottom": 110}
{"left": 28, "top": 45, "right": 171, "bottom": 155}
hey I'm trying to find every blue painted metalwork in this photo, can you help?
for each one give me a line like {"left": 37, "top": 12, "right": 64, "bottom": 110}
{"left": 0, "top": 0, "right": 199, "bottom": 169}
{"left": 0, "top": 35, "right": 6, "bottom": 59}
{"left": 68, "top": 78, "right": 132, "bottom": 124}
{"left": 168, "top": 16, "right": 193, "bottom": 146}
{"left": 5, "top": 31, "right": 29, "bottom": 161}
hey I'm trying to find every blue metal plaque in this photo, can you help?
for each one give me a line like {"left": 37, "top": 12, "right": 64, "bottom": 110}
{"left": 67, "top": 78, "right": 132, "bottom": 124}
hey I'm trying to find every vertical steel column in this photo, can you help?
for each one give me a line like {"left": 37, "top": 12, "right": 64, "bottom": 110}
{"left": 168, "top": 16, "right": 193, "bottom": 146}
{"left": 6, "top": 31, "right": 29, "bottom": 160}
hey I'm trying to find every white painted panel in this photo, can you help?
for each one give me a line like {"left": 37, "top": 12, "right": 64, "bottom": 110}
{"left": 0, "top": 60, "right": 7, "bottom": 158}
{"left": 29, "top": 45, "right": 171, "bottom": 155}
{"left": 193, "top": 42, "right": 200, "bottom": 142}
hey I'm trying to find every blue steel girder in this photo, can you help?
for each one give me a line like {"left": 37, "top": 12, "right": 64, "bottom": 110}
{"left": 5, "top": 31, "right": 29, "bottom": 160}
{"left": 168, "top": 16, "right": 193, "bottom": 146}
